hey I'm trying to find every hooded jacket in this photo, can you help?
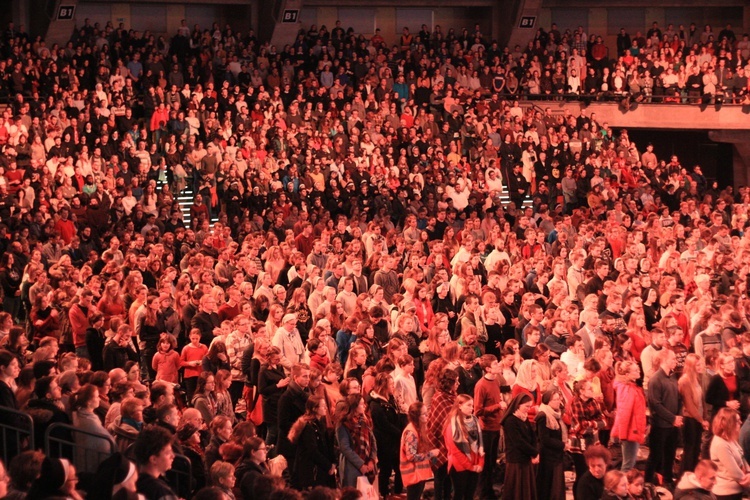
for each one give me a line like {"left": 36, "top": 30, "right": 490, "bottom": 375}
{"left": 674, "top": 471, "right": 717, "bottom": 500}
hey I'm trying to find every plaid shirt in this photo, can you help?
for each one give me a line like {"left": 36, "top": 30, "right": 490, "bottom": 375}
{"left": 426, "top": 390, "right": 456, "bottom": 467}
{"left": 569, "top": 396, "right": 608, "bottom": 438}
{"left": 225, "top": 330, "right": 251, "bottom": 381}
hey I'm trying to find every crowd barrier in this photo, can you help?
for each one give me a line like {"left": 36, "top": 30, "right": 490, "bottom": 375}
{"left": 165, "top": 453, "right": 193, "bottom": 498}
{"left": 45, "top": 422, "right": 117, "bottom": 474}
{"left": 0, "top": 406, "right": 33, "bottom": 464}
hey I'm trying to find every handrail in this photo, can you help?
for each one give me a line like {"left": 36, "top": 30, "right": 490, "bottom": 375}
{"left": 0, "top": 405, "right": 34, "bottom": 463}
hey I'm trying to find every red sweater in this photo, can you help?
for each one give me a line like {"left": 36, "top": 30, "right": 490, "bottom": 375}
{"left": 474, "top": 376, "right": 504, "bottom": 431}
{"left": 152, "top": 350, "right": 182, "bottom": 384}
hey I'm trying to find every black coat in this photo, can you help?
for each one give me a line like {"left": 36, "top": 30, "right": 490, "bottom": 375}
{"left": 258, "top": 364, "right": 286, "bottom": 427}
{"left": 369, "top": 394, "right": 403, "bottom": 460}
{"left": 292, "top": 418, "right": 337, "bottom": 490}
{"left": 535, "top": 412, "right": 564, "bottom": 463}
{"left": 705, "top": 373, "right": 733, "bottom": 418}
{"left": 102, "top": 342, "right": 138, "bottom": 371}
{"left": 235, "top": 459, "right": 268, "bottom": 499}
{"left": 191, "top": 311, "right": 221, "bottom": 345}
{"left": 25, "top": 398, "right": 72, "bottom": 455}
{"left": 574, "top": 471, "right": 603, "bottom": 500}
{"left": 277, "top": 382, "right": 310, "bottom": 460}
{"left": 502, "top": 413, "right": 538, "bottom": 463}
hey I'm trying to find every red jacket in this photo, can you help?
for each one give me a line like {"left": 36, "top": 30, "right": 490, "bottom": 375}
{"left": 69, "top": 303, "right": 91, "bottom": 348}
{"left": 611, "top": 379, "right": 647, "bottom": 444}
{"left": 443, "top": 418, "right": 485, "bottom": 473}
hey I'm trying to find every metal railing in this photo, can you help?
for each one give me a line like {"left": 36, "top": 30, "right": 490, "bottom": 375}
{"left": 45, "top": 422, "right": 117, "bottom": 474}
{"left": 0, "top": 406, "right": 34, "bottom": 464}
{"left": 165, "top": 453, "right": 193, "bottom": 499}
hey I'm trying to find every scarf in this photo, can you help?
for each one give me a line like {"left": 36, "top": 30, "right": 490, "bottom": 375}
{"left": 450, "top": 414, "right": 483, "bottom": 459}
{"left": 538, "top": 403, "right": 568, "bottom": 443}
{"left": 343, "top": 415, "right": 372, "bottom": 463}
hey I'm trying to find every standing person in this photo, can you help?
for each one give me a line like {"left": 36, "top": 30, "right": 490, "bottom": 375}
{"left": 272, "top": 313, "right": 306, "bottom": 371}
{"left": 511, "top": 359, "right": 542, "bottom": 421}
{"left": 335, "top": 394, "right": 378, "bottom": 488}
{"left": 400, "top": 402, "right": 439, "bottom": 500}
{"left": 679, "top": 353, "right": 710, "bottom": 475}
{"left": 709, "top": 408, "right": 750, "bottom": 500}
{"left": 369, "top": 372, "right": 404, "bottom": 497}
{"left": 288, "top": 396, "right": 337, "bottom": 490}
{"left": 645, "top": 348, "right": 683, "bottom": 487}
{"left": 611, "top": 360, "right": 647, "bottom": 472}
{"left": 426, "top": 368, "right": 459, "bottom": 500}
{"left": 474, "top": 354, "right": 507, "bottom": 498}
{"left": 152, "top": 333, "right": 181, "bottom": 384}
{"left": 277, "top": 363, "right": 311, "bottom": 463}
{"left": 706, "top": 353, "right": 742, "bottom": 420}
{"left": 500, "top": 393, "right": 538, "bottom": 500}
{"left": 257, "top": 346, "right": 288, "bottom": 447}
{"left": 444, "top": 394, "right": 485, "bottom": 500}
{"left": 568, "top": 379, "right": 608, "bottom": 492}
{"left": 536, "top": 389, "right": 567, "bottom": 500}
{"left": 180, "top": 328, "right": 208, "bottom": 399}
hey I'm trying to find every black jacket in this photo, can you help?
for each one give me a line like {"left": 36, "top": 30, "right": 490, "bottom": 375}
{"left": 235, "top": 459, "right": 268, "bottom": 500}
{"left": 705, "top": 373, "right": 734, "bottom": 419}
{"left": 191, "top": 311, "right": 220, "bottom": 345}
{"left": 502, "top": 414, "right": 537, "bottom": 463}
{"left": 574, "top": 471, "right": 603, "bottom": 500}
{"left": 292, "top": 418, "right": 337, "bottom": 489}
{"left": 648, "top": 368, "right": 681, "bottom": 428}
{"left": 102, "top": 342, "right": 138, "bottom": 371}
{"left": 25, "top": 398, "right": 72, "bottom": 454}
{"left": 277, "top": 381, "right": 310, "bottom": 460}
{"left": 535, "top": 412, "right": 564, "bottom": 463}
{"left": 369, "top": 394, "right": 404, "bottom": 459}
{"left": 258, "top": 364, "right": 286, "bottom": 427}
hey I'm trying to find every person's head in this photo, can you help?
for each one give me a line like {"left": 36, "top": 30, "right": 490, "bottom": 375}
{"left": 34, "top": 375, "right": 62, "bottom": 401}
{"left": 133, "top": 425, "right": 175, "bottom": 474}
{"left": 120, "top": 397, "right": 145, "bottom": 423}
{"left": 583, "top": 444, "right": 611, "bottom": 479}
{"left": 196, "top": 371, "right": 216, "bottom": 395}
{"left": 291, "top": 363, "right": 311, "bottom": 388}
{"left": 656, "top": 346, "right": 677, "bottom": 373}
{"left": 210, "top": 461, "right": 236, "bottom": 491}
{"left": 71, "top": 383, "right": 99, "bottom": 411}
{"left": 209, "top": 416, "right": 233, "bottom": 442}
{"left": 603, "top": 470, "right": 628, "bottom": 497}
{"left": 7, "top": 450, "right": 44, "bottom": 493}
{"left": 150, "top": 381, "right": 175, "bottom": 407}
{"left": 693, "top": 459, "right": 719, "bottom": 491}
{"left": 437, "top": 368, "right": 459, "bottom": 394}
{"left": 712, "top": 407, "right": 742, "bottom": 442}
{"left": 242, "top": 436, "right": 268, "bottom": 464}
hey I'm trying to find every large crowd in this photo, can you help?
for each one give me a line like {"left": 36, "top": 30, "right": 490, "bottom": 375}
{"left": 0, "top": 12, "right": 748, "bottom": 500}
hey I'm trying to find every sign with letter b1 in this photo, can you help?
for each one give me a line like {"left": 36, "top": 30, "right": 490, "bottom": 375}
{"left": 58, "top": 5, "right": 76, "bottom": 20}
{"left": 282, "top": 9, "right": 299, "bottom": 23}
{"left": 519, "top": 16, "right": 536, "bottom": 29}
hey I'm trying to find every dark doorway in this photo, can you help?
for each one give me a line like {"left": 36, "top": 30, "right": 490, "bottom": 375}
{"left": 626, "top": 129, "right": 734, "bottom": 187}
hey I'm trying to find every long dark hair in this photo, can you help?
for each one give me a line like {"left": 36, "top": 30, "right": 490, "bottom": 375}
{"left": 288, "top": 395, "right": 324, "bottom": 444}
